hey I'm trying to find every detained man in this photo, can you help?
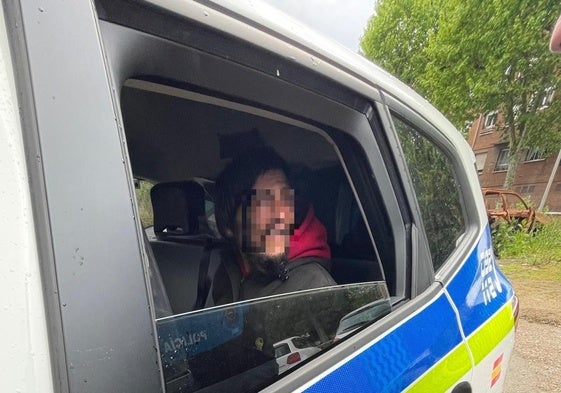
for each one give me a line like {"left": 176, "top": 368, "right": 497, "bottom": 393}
{"left": 214, "top": 146, "right": 336, "bottom": 301}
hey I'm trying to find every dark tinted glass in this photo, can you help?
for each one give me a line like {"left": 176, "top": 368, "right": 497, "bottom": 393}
{"left": 392, "top": 114, "right": 465, "bottom": 271}
{"left": 157, "top": 282, "right": 390, "bottom": 392}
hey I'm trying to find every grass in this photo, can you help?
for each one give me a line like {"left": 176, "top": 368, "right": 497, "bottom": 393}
{"left": 494, "top": 218, "right": 561, "bottom": 325}
{"left": 499, "top": 258, "right": 561, "bottom": 281}
{"left": 493, "top": 217, "right": 561, "bottom": 264}
{"left": 494, "top": 217, "right": 561, "bottom": 282}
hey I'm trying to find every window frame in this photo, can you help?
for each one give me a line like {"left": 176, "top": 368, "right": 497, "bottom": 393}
{"left": 97, "top": 11, "right": 417, "bottom": 391}
{"left": 483, "top": 111, "right": 498, "bottom": 130}
{"left": 381, "top": 94, "right": 480, "bottom": 285}
{"left": 475, "top": 152, "right": 488, "bottom": 173}
{"left": 494, "top": 148, "right": 510, "bottom": 172}
{"left": 539, "top": 87, "right": 555, "bottom": 109}
{"left": 8, "top": 0, "right": 484, "bottom": 389}
{"left": 524, "top": 147, "right": 545, "bottom": 162}
{"left": 514, "top": 185, "right": 535, "bottom": 194}
{"left": 6, "top": 2, "right": 165, "bottom": 393}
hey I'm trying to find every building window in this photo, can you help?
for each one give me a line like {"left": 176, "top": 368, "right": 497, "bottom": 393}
{"left": 555, "top": 183, "right": 561, "bottom": 192}
{"left": 540, "top": 87, "right": 555, "bottom": 109}
{"left": 494, "top": 148, "right": 509, "bottom": 171}
{"left": 512, "top": 104, "right": 521, "bottom": 121}
{"left": 524, "top": 147, "right": 545, "bottom": 162}
{"left": 515, "top": 185, "right": 535, "bottom": 194}
{"left": 475, "top": 152, "right": 487, "bottom": 173}
{"left": 484, "top": 111, "right": 497, "bottom": 129}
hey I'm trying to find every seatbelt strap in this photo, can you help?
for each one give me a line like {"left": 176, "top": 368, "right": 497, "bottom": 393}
{"left": 223, "top": 251, "right": 241, "bottom": 302}
{"left": 202, "top": 246, "right": 241, "bottom": 308}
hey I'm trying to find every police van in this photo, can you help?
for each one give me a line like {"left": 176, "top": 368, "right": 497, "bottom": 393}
{"left": 1, "top": 1, "right": 518, "bottom": 392}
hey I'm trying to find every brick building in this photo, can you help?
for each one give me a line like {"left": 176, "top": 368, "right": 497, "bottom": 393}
{"left": 467, "top": 111, "right": 561, "bottom": 212}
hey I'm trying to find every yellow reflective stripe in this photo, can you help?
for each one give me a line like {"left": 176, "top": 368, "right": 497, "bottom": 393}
{"left": 467, "top": 303, "right": 514, "bottom": 365}
{"left": 405, "top": 344, "right": 472, "bottom": 392}
{"left": 405, "top": 302, "right": 514, "bottom": 392}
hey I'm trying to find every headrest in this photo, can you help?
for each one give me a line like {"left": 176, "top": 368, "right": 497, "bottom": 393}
{"left": 151, "top": 180, "right": 213, "bottom": 239}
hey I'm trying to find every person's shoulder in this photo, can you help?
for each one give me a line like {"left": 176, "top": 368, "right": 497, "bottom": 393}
{"left": 242, "top": 258, "right": 336, "bottom": 300}
{"left": 289, "top": 256, "right": 330, "bottom": 272}
{"left": 288, "top": 257, "right": 335, "bottom": 286}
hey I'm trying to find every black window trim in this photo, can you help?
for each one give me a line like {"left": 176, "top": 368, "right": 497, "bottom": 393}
{"left": 100, "top": 18, "right": 419, "bottom": 391}
{"left": 381, "top": 93, "right": 480, "bottom": 286}
{"left": 99, "top": 12, "right": 407, "bottom": 295}
{"left": 97, "top": 1, "right": 462, "bottom": 390}
{"left": 94, "top": 0, "right": 374, "bottom": 115}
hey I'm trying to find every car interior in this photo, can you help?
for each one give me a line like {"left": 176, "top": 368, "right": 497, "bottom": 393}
{"left": 121, "top": 79, "right": 394, "bottom": 318}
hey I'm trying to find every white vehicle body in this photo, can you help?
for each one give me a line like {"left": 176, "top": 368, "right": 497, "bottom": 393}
{"left": 0, "top": 1, "right": 516, "bottom": 392}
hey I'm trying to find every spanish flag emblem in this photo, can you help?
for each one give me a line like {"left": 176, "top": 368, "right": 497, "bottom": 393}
{"left": 491, "top": 354, "right": 503, "bottom": 387}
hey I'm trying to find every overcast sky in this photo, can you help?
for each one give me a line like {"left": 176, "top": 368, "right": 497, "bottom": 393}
{"left": 261, "top": 0, "right": 376, "bottom": 52}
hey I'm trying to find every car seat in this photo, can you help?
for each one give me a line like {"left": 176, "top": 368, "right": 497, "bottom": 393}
{"left": 148, "top": 180, "right": 230, "bottom": 314}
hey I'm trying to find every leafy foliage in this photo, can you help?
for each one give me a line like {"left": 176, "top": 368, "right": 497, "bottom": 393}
{"left": 492, "top": 218, "right": 561, "bottom": 264}
{"left": 362, "top": 0, "right": 561, "bottom": 188}
{"left": 361, "top": 0, "right": 443, "bottom": 90}
{"left": 135, "top": 180, "right": 154, "bottom": 228}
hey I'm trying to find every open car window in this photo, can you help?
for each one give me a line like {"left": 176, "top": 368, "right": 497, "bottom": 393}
{"left": 120, "top": 79, "right": 395, "bottom": 391}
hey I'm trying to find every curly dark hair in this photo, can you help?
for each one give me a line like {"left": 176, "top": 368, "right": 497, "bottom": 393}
{"left": 214, "top": 146, "right": 290, "bottom": 240}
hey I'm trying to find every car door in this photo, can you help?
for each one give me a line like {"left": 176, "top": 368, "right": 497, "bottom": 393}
{"left": 379, "top": 96, "right": 516, "bottom": 392}
{"left": 4, "top": 0, "right": 515, "bottom": 392}
{"left": 289, "top": 100, "right": 475, "bottom": 393}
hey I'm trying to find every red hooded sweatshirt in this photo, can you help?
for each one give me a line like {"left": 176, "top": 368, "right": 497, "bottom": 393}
{"left": 288, "top": 206, "right": 331, "bottom": 261}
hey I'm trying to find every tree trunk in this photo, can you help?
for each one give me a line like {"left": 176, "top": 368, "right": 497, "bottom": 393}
{"left": 503, "top": 146, "right": 524, "bottom": 189}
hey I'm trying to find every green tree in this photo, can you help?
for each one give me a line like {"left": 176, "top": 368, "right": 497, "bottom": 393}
{"left": 361, "top": 0, "right": 444, "bottom": 90}
{"left": 362, "top": 0, "right": 561, "bottom": 189}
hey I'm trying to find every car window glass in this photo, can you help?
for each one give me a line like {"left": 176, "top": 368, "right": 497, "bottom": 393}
{"left": 391, "top": 114, "right": 465, "bottom": 271}
{"left": 292, "top": 336, "right": 315, "bottom": 349}
{"left": 157, "top": 282, "right": 390, "bottom": 392}
{"left": 120, "top": 81, "right": 394, "bottom": 390}
{"left": 274, "top": 343, "right": 291, "bottom": 358}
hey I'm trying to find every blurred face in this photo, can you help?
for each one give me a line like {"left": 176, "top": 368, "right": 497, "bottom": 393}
{"left": 235, "top": 169, "right": 295, "bottom": 257}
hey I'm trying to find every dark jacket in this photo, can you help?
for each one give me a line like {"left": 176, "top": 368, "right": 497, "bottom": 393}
{"left": 210, "top": 253, "right": 335, "bottom": 306}
{"left": 241, "top": 257, "right": 335, "bottom": 300}
{"left": 242, "top": 206, "right": 335, "bottom": 300}
{"left": 211, "top": 206, "right": 335, "bottom": 305}
{"left": 202, "top": 255, "right": 335, "bottom": 392}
